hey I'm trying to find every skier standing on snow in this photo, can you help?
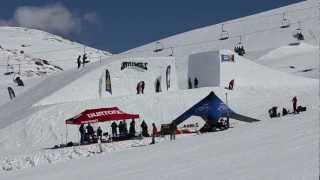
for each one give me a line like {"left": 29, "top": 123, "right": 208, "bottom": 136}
{"left": 77, "top": 55, "right": 81, "bottom": 69}
{"left": 151, "top": 123, "right": 157, "bottom": 144}
{"left": 292, "top": 96, "right": 298, "bottom": 113}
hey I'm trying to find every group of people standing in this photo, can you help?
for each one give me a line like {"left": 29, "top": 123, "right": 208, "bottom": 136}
{"left": 111, "top": 119, "right": 137, "bottom": 137}
{"left": 78, "top": 120, "right": 169, "bottom": 145}
{"left": 77, "top": 53, "right": 88, "bottom": 69}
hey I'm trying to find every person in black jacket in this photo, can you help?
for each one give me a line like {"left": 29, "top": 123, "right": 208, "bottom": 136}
{"left": 129, "top": 119, "right": 136, "bottom": 137}
{"left": 140, "top": 120, "right": 149, "bottom": 137}
{"left": 77, "top": 55, "right": 81, "bottom": 69}
{"left": 14, "top": 77, "right": 24, "bottom": 86}
{"left": 86, "top": 123, "right": 94, "bottom": 141}
{"left": 82, "top": 53, "right": 87, "bottom": 67}
{"left": 97, "top": 126, "right": 103, "bottom": 141}
{"left": 79, "top": 124, "right": 85, "bottom": 144}
{"left": 194, "top": 78, "right": 199, "bottom": 88}
{"left": 111, "top": 121, "right": 118, "bottom": 137}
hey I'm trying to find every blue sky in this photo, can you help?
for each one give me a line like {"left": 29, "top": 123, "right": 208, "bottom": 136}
{"left": 0, "top": 0, "right": 302, "bottom": 53}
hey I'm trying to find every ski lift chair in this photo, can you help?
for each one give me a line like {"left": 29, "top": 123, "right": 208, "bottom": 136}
{"left": 154, "top": 41, "right": 164, "bottom": 53}
{"left": 234, "top": 36, "right": 245, "bottom": 56}
{"left": 280, "top": 13, "right": 290, "bottom": 29}
{"left": 219, "top": 24, "right": 229, "bottom": 41}
{"left": 293, "top": 28, "right": 304, "bottom": 41}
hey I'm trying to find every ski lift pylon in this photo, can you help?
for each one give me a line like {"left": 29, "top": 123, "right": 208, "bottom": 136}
{"left": 169, "top": 47, "right": 174, "bottom": 57}
{"left": 154, "top": 41, "right": 164, "bottom": 53}
{"left": 219, "top": 24, "right": 229, "bottom": 41}
{"left": 280, "top": 13, "right": 290, "bottom": 29}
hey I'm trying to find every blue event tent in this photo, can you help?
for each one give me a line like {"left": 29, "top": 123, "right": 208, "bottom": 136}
{"left": 172, "top": 91, "right": 260, "bottom": 126}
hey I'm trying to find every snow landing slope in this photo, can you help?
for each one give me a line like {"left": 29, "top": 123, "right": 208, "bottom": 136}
{"left": 0, "top": 27, "right": 112, "bottom": 106}
{"left": 0, "top": 0, "right": 318, "bottom": 179}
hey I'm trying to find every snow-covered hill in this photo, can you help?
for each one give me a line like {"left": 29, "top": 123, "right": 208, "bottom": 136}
{"left": 0, "top": 0, "right": 318, "bottom": 179}
{"left": 0, "top": 27, "right": 112, "bottom": 106}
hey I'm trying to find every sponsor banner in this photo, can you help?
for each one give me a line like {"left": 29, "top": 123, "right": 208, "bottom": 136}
{"left": 121, "top": 62, "right": 148, "bottom": 71}
{"left": 166, "top": 65, "right": 171, "bottom": 90}
{"left": 105, "top": 69, "right": 112, "bottom": 94}
{"left": 87, "top": 110, "right": 122, "bottom": 119}
{"left": 221, "top": 54, "right": 235, "bottom": 62}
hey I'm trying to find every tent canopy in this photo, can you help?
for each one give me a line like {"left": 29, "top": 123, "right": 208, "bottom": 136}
{"left": 172, "top": 91, "right": 260, "bottom": 126}
{"left": 66, "top": 107, "right": 139, "bottom": 125}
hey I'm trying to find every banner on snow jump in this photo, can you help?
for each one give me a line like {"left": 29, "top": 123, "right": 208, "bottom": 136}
{"left": 105, "top": 69, "right": 112, "bottom": 94}
{"left": 221, "top": 54, "right": 235, "bottom": 62}
{"left": 121, "top": 62, "right": 148, "bottom": 71}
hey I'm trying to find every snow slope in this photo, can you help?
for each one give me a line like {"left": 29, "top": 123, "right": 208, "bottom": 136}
{"left": 257, "top": 42, "right": 319, "bottom": 78}
{"left": 0, "top": 27, "right": 112, "bottom": 106}
{"left": 0, "top": 0, "right": 318, "bottom": 179}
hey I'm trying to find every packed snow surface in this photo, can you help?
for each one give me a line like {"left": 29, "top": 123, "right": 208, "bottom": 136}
{"left": 0, "top": 0, "right": 319, "bottom": 179}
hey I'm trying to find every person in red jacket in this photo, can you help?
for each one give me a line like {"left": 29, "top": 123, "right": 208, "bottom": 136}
{"left": 228, "top": 79, "right": 235, "bottom": 90}
{"left": 151, "top": 123, "right": 157, "bottom": 144}
{"left": 292, "top": 96, "right": 298, "bottom": 113}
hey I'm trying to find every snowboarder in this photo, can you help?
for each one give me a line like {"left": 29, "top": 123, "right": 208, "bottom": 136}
{"left": 151, "top": 123, "right": 157, "bottom": 144}
{"left": 292, "top": 96, "right": 298, "bottom": 113}
{"left": 77, "top": 55, "right": 81, "bottom": 69}
{"left": 188, "top": 77, "right": 192, "bottom": 89}
{"left": 129, "top": 119, "right": 136, "bottom": 137}
{"left": 82, "top": 53, "right": 87, "bottom": 67}
{"left": 194, "top": 78, "right": 199, "bottom": 88}
{"left": 79, "top": 124, "right": 85, "bottom": 144}
{"left": 97, "top": 126, "right": 103, "bottom": 141}
{"left": 111, "top": 121, "right": 118, "bottom": 137}
{"left": 228, "top": 79, "right": 234, "bottom": 90}
{"left": 7, "top": 86, "right": 15, "bottom": 100}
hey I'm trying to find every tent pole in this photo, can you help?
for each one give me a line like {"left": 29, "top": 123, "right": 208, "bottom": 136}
{"left": 225, "top": 92, "right": 228, "bottom": 106}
